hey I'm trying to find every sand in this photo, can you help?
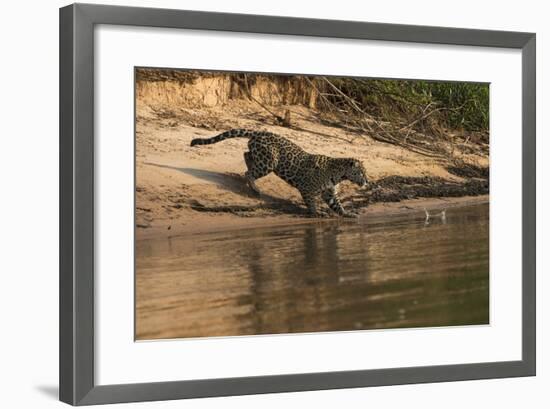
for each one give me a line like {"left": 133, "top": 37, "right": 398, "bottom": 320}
{"left": 135, "top": 102, "right": 488, "bottom": 240}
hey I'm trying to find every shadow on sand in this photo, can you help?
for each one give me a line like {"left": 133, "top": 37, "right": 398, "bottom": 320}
{"left": 144, "top": 162, "right": 308, "bottom": 216}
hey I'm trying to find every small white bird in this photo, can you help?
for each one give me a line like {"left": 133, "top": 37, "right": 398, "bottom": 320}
{"left": 423, "top": 208, "right": 447, "bottom": 224}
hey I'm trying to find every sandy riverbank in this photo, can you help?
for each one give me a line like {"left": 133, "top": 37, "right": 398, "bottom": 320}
{"left": 136, "top": 194, "right": 488, "bottom": 239}
{"left": 136, "top": 100, "right": 488, "bottom": 240}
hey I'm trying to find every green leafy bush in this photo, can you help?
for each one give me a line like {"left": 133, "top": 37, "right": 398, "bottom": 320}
{"left": 321, "top": 78, "right": 489, "bottom": 132}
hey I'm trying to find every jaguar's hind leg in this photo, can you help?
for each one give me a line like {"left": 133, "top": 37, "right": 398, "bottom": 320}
{"left": 245, "top": 172, "right": 261, "bottom": 195}
{"left": 244, "top": 151, "right": 271, "bottom": 195}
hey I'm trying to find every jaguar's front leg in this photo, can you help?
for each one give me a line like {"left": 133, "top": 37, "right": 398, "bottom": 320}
{"left": 300, "top": 192, "right": 319, "bottom": 217}
{"left": 322, "top": 187, "right": 357, "bottom": 218}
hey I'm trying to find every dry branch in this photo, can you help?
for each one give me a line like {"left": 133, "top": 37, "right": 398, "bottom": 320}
{"left": 315, "top": 77, "right": 446, "bottom": 158}
{"left": 243, "top": 74, "right": 290, "bottom": 126}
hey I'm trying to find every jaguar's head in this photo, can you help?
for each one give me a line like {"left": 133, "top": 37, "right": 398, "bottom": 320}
{"left": 343, "top": 159, "right": 368, "bottom": 188}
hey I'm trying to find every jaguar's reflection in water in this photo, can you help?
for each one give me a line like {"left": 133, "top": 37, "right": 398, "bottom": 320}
{"left": 136, "top": 204, "right": 489, "bottom": 340}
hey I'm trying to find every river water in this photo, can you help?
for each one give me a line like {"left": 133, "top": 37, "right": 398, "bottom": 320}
{"left": 136, "top": 203, "right": 489, "bottom": 340}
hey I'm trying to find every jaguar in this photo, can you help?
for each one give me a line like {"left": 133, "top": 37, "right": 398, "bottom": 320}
{"left": 190, "top": 129, "right": 368, "bottom": 217}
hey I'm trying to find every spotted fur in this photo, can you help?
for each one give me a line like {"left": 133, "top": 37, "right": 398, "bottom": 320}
{"left": 190, "top": 129, "right": 368, "bottom": 217}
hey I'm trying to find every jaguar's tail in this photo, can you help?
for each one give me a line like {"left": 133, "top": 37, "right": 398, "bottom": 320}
{"left": 190, "top": 129, "right": 256, "bottom": 147}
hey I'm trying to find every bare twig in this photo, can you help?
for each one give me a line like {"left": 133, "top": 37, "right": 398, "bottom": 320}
{"left": 243, "top": 74, "right": 288, "bottom": 125}
{"left": 309, "top": 76, "right": 448, "bottom": 158}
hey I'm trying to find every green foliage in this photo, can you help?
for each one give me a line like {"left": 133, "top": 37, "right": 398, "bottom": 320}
{"left": 425, "top": 81, "right": 489, "bottom": 131}
{"left": 321, "top": 78, "right": 489, "bottom": 132}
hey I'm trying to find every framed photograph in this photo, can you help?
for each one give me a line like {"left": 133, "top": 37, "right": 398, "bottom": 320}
{"left": 59, "top": 3, "right": 536, "bottom": 405}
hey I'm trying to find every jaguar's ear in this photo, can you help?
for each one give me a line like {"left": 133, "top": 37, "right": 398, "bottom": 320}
{"left": 353, "top": 161, "right": 359, "bottom": 167}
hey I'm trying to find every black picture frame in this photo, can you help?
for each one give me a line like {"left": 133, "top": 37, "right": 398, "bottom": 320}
{"left": 59, "top": 3, "right": 536, "bottom": 405}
